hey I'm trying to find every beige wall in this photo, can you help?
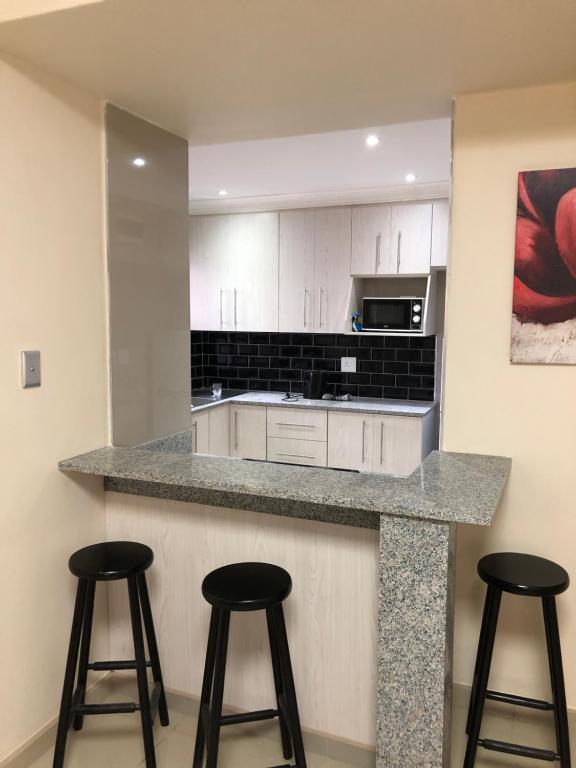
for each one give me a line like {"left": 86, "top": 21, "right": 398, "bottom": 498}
{"left": 0, "top": 54, "right": 109, "bottom": 761}
{"left": 444, "top": 82, "right": 576, "bottom": 705}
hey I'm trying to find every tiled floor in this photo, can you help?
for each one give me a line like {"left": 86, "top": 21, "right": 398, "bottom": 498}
{"left": 28, "top": 677, "right": 574, "bottom": 767}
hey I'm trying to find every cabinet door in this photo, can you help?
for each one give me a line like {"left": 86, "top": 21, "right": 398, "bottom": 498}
{"left": 327, "top": 412, "right": 373, "bottom": 472}
{"left": 229, "top": 404, "right": 267, "bottom": 460}
{"left": 372, "top": 415, "right": 422, "bottom": 476}
{"left": 279, "top": 210, "right": 315, "bottom": 332}
{"left": 430, "top": 199, "right": 449, "bottom": 268}
{"left": 209, "top": 404, "right": 230, "bottom": 457}
{"left": 390, "top": 203, "right": 432, "bottom": 275}
{"left": 351, "top": 205, "right": 392, "bottom": 275}
{"left": 229, "top": 213, "right": 279, "bottom": 332}
{"left": 189, "top": 216, "right": 234, "bottom": 330}
{"left": 191, "top": 410, "right": 210, "bottom": 454}
{"left": 314, "top": 207, "right": 352, "bottom": 333}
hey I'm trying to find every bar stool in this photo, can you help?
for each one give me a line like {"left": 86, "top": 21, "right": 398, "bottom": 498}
{"left": 53, "top": 541, "right": 169, "bottom": 768}
{"left": 193, "top": 562, "right": 307, "bottom": 768}
{"left": 464, "top": 552, "right": 571, "bottom": 767}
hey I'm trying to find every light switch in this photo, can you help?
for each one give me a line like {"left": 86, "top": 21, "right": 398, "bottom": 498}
{"left": 341, "top": 356, "right": 356, "bottom": 372}
{"left": 21, "top": 350, "right": 41, "bottom": 388}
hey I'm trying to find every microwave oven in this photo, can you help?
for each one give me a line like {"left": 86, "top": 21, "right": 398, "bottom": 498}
{"left": 362, "top": 297, "right": 425, "bottom": 333}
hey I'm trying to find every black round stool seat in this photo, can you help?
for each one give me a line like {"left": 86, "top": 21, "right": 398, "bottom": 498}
{"left": 478, "top": 552, "right": 569, "bottom": 597}
{"left": 202, "top": 562, "right": 292, "bottom": 611}
{"left": 69, "top": 541, "right": 154, "bottom": 581}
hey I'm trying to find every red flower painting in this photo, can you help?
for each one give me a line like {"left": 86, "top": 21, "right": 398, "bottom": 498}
{"left": 514, "top": 168, "right": 576, "bottom": 325}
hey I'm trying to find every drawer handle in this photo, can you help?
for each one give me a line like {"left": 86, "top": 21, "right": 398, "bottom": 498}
{"left": 277, "top": 452, "right": 316, "bottom": 459}
{"left": 276, "top": 422, "right": 315, "bottom": 428}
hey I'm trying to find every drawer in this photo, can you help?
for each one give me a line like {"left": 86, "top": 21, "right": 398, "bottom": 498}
{"left": 267, "top": 437, "right": 327, "bottom": 467}
{"left": 267, "top": 407, "right": 327, "bottom": 441}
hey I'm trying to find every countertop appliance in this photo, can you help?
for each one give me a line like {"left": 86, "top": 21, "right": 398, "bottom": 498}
{"left": 362, "top": 296, "right": 424, "bottom": 333}
{"left": 302, "top": 371, "right": 327, "bottom": 399}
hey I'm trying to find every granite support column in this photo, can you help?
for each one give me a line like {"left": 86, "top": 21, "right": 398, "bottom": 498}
{"left": 377, "top": 515, "right": 456, "bottom": 768}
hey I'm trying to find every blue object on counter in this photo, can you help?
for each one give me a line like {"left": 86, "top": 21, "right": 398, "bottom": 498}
{"left": 352, "top": 312, "right": 362, "bottom": 332}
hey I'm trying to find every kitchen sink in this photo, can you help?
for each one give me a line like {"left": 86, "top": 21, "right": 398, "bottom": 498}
{"left": 191, "top": 388, "right": 247, "bottom": 408}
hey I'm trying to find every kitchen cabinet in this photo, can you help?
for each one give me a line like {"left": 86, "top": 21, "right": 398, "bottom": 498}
{"left": 431, "top": 199, "right": 449, "bottom": 268}
{"left": 327, "top": 410, "right": 434, "bottom": 476}
{"left": 313, "top": 207, "right": 352, "bottom": 333}
{"left": 229, "top": 404, "right": 267, "bottom": 460}
{"left": 192, "top": 405, "right": 230, "bottom": 456}
{"left": 279, "top": 210, "right": 315, "bottom": 333}
{"left": 267, "top": 406, "right": 327, "bottom": 441}
{"left": 326, "top": 411, "right": 373, "bottom": 473}
{"left": 390, "top": 202, "right": 433, "bottom": 274}
{"left": 351, "top": 204, "right": 392, "bottom": 275}
{"left": 189, "top": 213, "right": 278, "bottom": 331}
{"left": 278, "top": 207, "right": 351, "bottom": 333}
{"left": 191, "top": 410, "right": 210, "bottom": 454}
{"left": 267, "top": 437, "right": 327, "bottom": 467}
{"left": 372, "top": 415, "right": 423, "bottom": 476}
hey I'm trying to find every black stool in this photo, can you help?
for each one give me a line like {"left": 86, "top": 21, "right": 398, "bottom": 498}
{"left": 53, "top": 541, "right": 169, "bottom": 768}
{"left": 193, "top": 562, "right": 307, "bottom": 768}
{"left": 464, "top": 552, "right": 571, "bottom": 767}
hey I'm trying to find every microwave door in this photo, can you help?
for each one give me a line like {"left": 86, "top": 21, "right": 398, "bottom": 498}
{"left": 363, "top": 299, "right": 410, "bottom": 331}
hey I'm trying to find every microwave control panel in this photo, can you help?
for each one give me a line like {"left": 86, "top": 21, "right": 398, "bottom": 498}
{"left": 410, "top": 299, "right": 424, "bottom": 331}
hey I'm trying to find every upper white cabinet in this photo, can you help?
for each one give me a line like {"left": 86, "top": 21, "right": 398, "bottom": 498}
{"left": 279, "top": 207, "right": 351, "bottom": 333}
{"left": 351, "top": 204, "right": 392, "bottom": 275}
{"left": 278, "top": 210, "right": 315, "bottom": 333}
{"left": 351, "top": 202, "right": 434, "bottom": 276}
{"left": 190, "top": 213, "right": 278, "bottom": 331}
{"left": 430, "top": 199, "right": 449, "bottom": 268}
{"left": 390, "top": 202, "right": 433, "bottom": 274}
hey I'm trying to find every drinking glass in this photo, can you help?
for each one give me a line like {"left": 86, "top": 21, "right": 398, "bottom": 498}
{"left": 212, "top": 382, "right": 223, "bottom": 399}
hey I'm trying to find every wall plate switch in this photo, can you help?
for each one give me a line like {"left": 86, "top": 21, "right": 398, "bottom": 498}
{"left": 341, "top": 356, "right": 356, "bottom": 373}
{"left": 21, "top": 350, "right": 41, "bottom": 388}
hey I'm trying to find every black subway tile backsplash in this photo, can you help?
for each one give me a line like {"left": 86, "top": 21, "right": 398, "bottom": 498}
{"left": 191, "top": 331, "right": 436, "bottom": 402}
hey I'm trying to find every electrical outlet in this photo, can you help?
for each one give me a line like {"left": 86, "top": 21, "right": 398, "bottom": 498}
{"left": 341, "top": 357, "right": 356, "bottom": 373}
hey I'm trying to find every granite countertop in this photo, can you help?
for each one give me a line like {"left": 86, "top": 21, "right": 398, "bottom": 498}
{"left": 191, "top": 391, "right": 437, "bottom": 417}
{"left": 58, "top": 447, "right": 511, "bottom": 529}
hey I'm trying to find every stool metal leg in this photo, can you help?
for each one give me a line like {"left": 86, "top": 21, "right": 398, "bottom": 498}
{"left": 53, "top": 579, "right": 88, "bottom": 768}
{"left": 463, "top": 587, "right": 501, "bottom": 768}
{"left": 128, "top": 576, "right": 156, "bottom": 768}
{"left": 193, "top": 607, "right": 221, "bottom": 768}
{"left": 137, "top": 573, "right": 169, "bottom": 727}
{"left": 271, "top": 605, "right": 307, "bottom": 768}
{"left": 205, "top": 609, "right": 230, "bottom": 768}
{"left": 266, "top": 607, "right": 293, "bottom": 761}
{"left": 543, "top": 597, "right": 571, "bottom": 768}
{"left": 73, "top": 580, "right": 96, "bottom": 731}
{"left": 465, "top": 584, "right": 493, "bottom": 735}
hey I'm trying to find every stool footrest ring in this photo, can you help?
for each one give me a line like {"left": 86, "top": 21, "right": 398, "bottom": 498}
{"left": 69, "top": 702, "right": 140, "bottom": 715}
{"left": 87, "top": 659, "right": 152, "bottom": 671}
{"left": 486, "top": 690, "right": 554, "bottom": 711}
{"left": 479, "top": 738, "right": 558, "bottom": 762}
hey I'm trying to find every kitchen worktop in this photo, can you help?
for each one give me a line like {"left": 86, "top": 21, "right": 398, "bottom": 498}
{"left": 58, "top": 447, "right": 510, "bottom": 528}
{"left": 191, "top": 390, "right": 436, "bottom": 417}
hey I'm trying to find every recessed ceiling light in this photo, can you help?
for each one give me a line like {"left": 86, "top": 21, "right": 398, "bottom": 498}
{"left": 365, "top": 135, "right": 380, "bottom": 148}
{"left": 405, "top": 173, "right": 417, "bottom": 182}
{"left": 218, "top": 189, "right": 228, "bottom": 196}
{"left": 132, "top": 157, "right": 146, "bottom": 167}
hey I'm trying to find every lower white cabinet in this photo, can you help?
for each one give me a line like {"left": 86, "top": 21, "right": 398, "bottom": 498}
{"left": 192, "top": 405, "right": 230, "bottom": 456}
{"left": 267, "top": 436, "right": 327, "bottom": 467}
{"left": 327, "top": 411, "right": 434, "bottom": 476}
{"left": 229, "top": 404, "right": 267, "bottom": 460}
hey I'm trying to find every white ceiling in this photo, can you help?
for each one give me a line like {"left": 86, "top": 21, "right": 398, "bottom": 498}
{"left": 188, "top": 118, "right": 451, "bottom": 205}
{"left": 0, "top": 0, "right": 575, "bottom": 144}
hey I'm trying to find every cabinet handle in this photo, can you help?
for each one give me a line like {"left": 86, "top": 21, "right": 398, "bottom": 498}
{"left": 319, "top": 287, "right": 324, "bottom": 328}
{"left": 396, "top": 231, "right": 402, "bottom": 273}
{"left": 233, "top": 288, "right": 238, "bottom": 329}
{"left": 303, "top": 288, "right": 308, "bottom": 328}
{"left": 375, "top": 232, "right": 381, "bottom": 272}
{"left": 277, "top": 452, "right": 316, "bottom": 460}
{"left": 234, "top": 410, "right": 239, "bottom": 451}
{"left": 219, "top": 289, "right": 223, "bottom": 329}
{"left": 192, "top": 422, "right": 197, "bottom": 453}
{"left": 276, "top": 422, "right": 315, "bottom": 428}
{"left": 380, "top": 421, "right": 384, "bottom": 465}
{"left": 361, "top": 420, "right": 367, "bottom": 463}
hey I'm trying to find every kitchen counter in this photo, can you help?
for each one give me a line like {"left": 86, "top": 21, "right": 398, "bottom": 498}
{"left": 191, "top": 390, "right": 436, "bottom": 417}
{"left": 58, "top": 446, "right": 510, "bottom": 768}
